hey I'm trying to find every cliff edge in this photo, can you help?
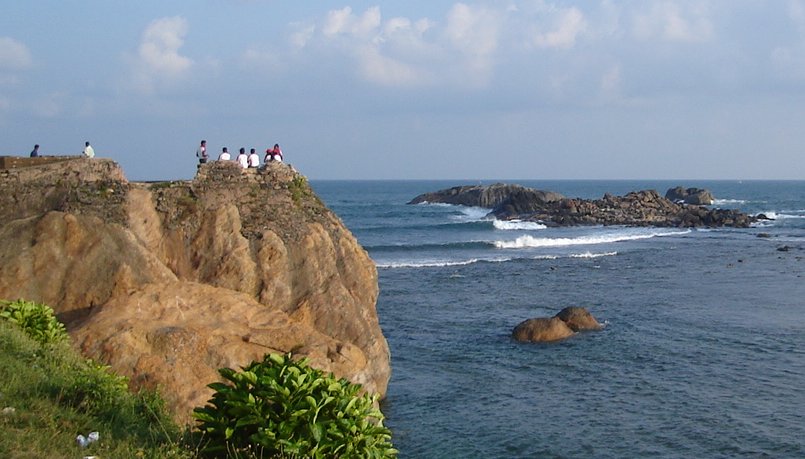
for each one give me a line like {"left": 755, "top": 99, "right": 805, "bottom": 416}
{"left": 0, "top": 158, "right": 390, "bottom": 423}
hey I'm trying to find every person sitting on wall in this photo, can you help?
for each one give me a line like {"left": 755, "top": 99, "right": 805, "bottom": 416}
{"left": 266, "top": 143, "right": 283, "bottom": 162}
{"left": 248, "top": 148, "right": 260, "bottom": 168}
{"left": 236, "top": 147, "right": 249, "bottom": 169}
{"left": 30, "top": 144, "right": 40, "bottom": 157}
{"left": 83, "top": 141, "right": 95, "bottom": 158}
{"left": 218, "top": 147, "right": 231, "bottom": 161}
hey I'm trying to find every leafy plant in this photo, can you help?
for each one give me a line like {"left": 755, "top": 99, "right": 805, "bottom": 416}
{"left": 193, "top": 353, "right": 396, "bottom": 458}
{"left": 60, "top": 359, "right": 130, "bottom": 413}
{"left": 0, "top": 299, "right": 68, "bottom": 344}
{"left": 289, "top": 176, "right": 309, "bottom": 205}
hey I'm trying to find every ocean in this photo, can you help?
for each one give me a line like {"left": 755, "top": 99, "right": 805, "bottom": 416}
{"left": 310, "top": 180, "right": 805, "bottom": 459}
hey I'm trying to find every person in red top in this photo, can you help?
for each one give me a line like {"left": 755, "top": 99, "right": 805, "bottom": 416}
{"left": 265, "top": 143, "right": 283, "bottom": 162}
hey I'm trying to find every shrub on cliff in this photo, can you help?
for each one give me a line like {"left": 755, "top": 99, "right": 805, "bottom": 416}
{"left": 193, "top": 353, "right": 397, "bottom": 458}
{"left": 0, "top": 299, "right": 67, "bottom": 344}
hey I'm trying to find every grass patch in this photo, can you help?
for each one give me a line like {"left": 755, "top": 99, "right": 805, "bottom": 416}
{"left": 0, "top": 321, "right": 194, "bottom": 458}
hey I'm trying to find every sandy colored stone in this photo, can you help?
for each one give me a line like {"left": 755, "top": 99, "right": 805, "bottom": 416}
{"left": 0, "top": 158, "right": 391, "bottom": 422}
{"left": 512, "top": 317, "right": 575, "bottom": 343}
{"left": 554, "top": 306, "right": 603, "bottom": 331}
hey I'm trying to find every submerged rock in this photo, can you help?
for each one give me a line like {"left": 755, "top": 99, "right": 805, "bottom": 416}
{"left": 513, "top": 307, "right": 602, "bottom": 343}
{"left": 554, "top": 306, "right": 603, "bottom": 331}
{"left": 512, "top": 317, "right": 575, "bottom": 343}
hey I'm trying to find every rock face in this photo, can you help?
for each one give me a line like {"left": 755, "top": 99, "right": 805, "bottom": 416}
{"left": 0, "top": 158, "right": 390, "bottom": 424}
{"left": 512, "top": 307, "right": 602, "bottom": 343}
{"left": 665, "top": 187, "right": 715, "bottom": 205}
{"left": 408, "top": 183, "right": 564, "bottom": 208}
{"left": 554, "top": 306, "right": 603, "bottom": 331}
{"left": 411, "top": 184, "right": 755, "bottom": 228}
{"left": 512, "top": 317, "right": 575, "bottom": 343}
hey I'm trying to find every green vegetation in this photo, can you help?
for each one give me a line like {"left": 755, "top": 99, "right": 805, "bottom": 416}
{"left": 0, "top": 300, "right": 192, "bottom": 458}
{"left": 0, "top": 299, "right": 67, "bottom": 344}
{"left": 289, "top": 176, "right": 310, "bottom": 205}
{"left": 1, "top": 301, "right": 395, "bottom": 458}
{"left": 194, "top": 353, "right": 396, "bottom": 458}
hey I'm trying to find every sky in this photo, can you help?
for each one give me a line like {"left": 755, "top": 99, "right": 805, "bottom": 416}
{"left": 1, "top": 1, "right": 804, "bottom": 181}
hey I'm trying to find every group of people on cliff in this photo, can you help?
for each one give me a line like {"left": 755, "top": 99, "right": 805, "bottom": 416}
{"left": 196, "top": 140, "right": 282, "bottom": 169}
{"left": 28, "top": 141, "right": 95, "bottom": 158}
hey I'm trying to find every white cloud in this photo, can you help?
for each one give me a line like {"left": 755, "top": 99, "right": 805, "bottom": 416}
{"left": 356, "top": 45, "right": 422, "bottom": 86}
{"left": 323, "top": 6, "right": 381, "bottom": 39}
{"left": 290, "top": 23, "right": 316, "bottom": 49}
{"left": 445, "top": 3, "right": 499, "bottom": 57}
{"left": 0, "top": 37, "right": 32, "bottom": 70}
{"left": 130, "top": 16, "right": 193, "bottom": 93}
{"left": 632, "top": 2, "right": 713, "bottom": 43}
{"left": 530, "top": 7, "right": 587, "bottom": 49}
{"left": 305, "top": 6, "right": 438, "bottom": 87}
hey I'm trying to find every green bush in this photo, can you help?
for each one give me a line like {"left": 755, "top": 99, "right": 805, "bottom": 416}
{"left": 193, "top": 353, "right": 397, "bottom": 458}
{"left": 0, "top": 299, "right": 68, "bottom": 344}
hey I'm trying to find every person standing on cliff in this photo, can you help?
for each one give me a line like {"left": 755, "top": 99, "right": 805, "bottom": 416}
{"left": 82, "top": 141, "right": 95, "bottom": 158}
{"left": 196, "top": 140, "right": 208, "bottom": 164}
{"left": 30, "top": 144, "right": 40, "bottom": 157}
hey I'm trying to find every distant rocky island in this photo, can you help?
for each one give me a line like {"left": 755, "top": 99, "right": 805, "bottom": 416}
{"left": 409, "top": 183, "right": 759, "bottom": 228}
{"left": 0, "top": 156, "right": 389, "bottom": 423}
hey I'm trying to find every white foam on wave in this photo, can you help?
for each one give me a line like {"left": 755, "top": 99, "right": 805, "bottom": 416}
{"left": 713, "top": 198, "right": 748, "bottom": 206}
{"left": 569, "top": 251, "right": 618, "bottom": 259}
{"left": 493, "top": 229, "right": 690, "bottom": 249}
{"left": 454, "top": 206, "right": 490, "bottom": 221}
{"left": 493, "top": 219, "right": 547, "bottom": 231}
{"left": 376, "top": 258, "right": 485, "bottom": 269}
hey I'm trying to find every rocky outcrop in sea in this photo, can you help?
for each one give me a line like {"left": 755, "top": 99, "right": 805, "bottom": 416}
{"left": 0, "top": 158, "right": 390, "bottom": 423}
{"left": 410, "top": 183, "right": 756, "bottom": 228}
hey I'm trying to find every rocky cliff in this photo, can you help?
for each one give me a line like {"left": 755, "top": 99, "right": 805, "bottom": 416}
{"left": 0, "top": 158, "right": 390, "bottom": 423}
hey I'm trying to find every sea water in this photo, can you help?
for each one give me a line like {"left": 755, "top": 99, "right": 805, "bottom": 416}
{"left": 310, "top": 180, "right": 805, "bottom": 458}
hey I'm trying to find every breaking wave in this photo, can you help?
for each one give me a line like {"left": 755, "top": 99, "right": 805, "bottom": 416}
{"left": 493, "top": 230, "right": 690, "bottom": 249}
{"left": 492, "top": 220, "right": 547, "bottom": 231}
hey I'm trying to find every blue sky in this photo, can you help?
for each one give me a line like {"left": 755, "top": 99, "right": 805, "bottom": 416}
{"left": 2, "top": 1, "right": 804, "bottom": 180}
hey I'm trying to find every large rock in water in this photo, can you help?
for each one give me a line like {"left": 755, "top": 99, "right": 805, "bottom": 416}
{"left": 554, "top": 306, "right": 603, "bottom": 331}
{"left": 411, "top": 183, "right": 754, "bottom": 227}
{"left": 0, "top": 158, "right": 390, "bottom": 424}
{"left": 408, "top": 183, "right": 564, "bottom": 208}
{"left": 665, "top": 186, "right": 715, "bottom": 205}
{"left": 512, "top": 317, "right": 575, "bottom": 343}
{"left": 512, "top": 307, "right": 602, "bottom": 343}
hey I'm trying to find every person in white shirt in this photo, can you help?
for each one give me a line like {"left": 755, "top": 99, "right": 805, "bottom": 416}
{"left": 82, "top": 141, "right": 95, "bottom": 158}
{"left": 236, "top": 148, "right": 249, "bottom": 168}
{"left": 248, "top": 148, "right": 260, "bottom": 168}
{"left": 218, "top": 147, "right": 231, "bottom": 161}
{"left": 196, "top": 140, "right": 208, "bottom": 164}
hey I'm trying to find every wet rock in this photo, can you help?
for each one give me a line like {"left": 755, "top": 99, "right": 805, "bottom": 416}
{"left": 665, "top": 186, "right": 715, "bottom": 205}
{"left": 411, "top": 183, "right": 754, "bottom": 228}
{"left": 512, "top": 317, "right": 575, "bottom": 343}
{"left": 512, "top": 307, "right": 603, "bottom": 343}
{"left": 554, "top": 307, "right": 603, "bottom": 331}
